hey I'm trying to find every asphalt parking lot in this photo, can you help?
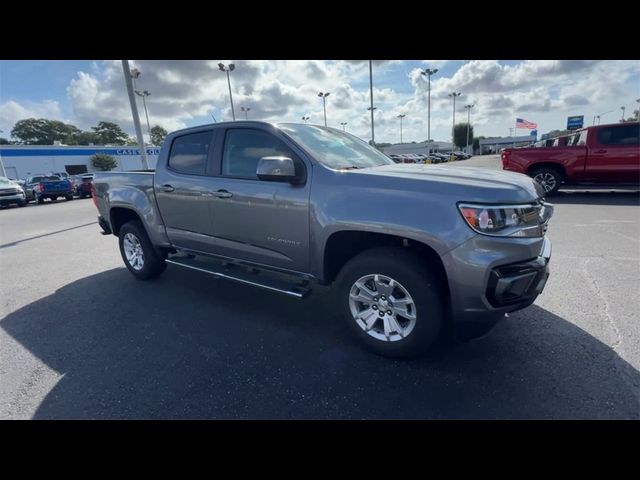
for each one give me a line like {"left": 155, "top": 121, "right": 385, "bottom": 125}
{"left": 1, "top": 156, "right": 639, "bottom": 419}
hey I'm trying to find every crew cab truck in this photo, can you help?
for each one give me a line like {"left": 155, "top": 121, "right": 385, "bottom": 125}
{"left": 94, "top": 122, "right": 553, "bottom": 358}
{"left": 501, "top": 122, "right": 640, "bottom": 194}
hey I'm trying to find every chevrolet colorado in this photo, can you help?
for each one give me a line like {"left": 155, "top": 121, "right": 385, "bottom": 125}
{"left": 93, "top": 122, "right": 553, "bottom": 357}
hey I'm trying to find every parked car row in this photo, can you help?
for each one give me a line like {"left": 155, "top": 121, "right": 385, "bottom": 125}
{"left": 1, "top": 173, "right": 94, "bottom": 209}
{"left": 388, "top": 151, "right": 472, "bottom": 164}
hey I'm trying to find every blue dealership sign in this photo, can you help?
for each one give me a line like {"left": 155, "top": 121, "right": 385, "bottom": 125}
{"left": 567, "top": 115, "right": 584, "bottom": 130}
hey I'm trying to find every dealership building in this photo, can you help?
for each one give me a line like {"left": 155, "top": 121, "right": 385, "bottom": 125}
{"left": 0, "top": 145, "right": 160, "bottom": 180}
{"left": 478, "top": 135, "right": 536, "bottom": 154}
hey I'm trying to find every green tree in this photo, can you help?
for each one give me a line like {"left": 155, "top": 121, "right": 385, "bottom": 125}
{"left": 10, "top": 118, "right": 80, "bottom": 145}
{"left": 91, "top": 121, "right": 128, "bottom": 145}
{"left": 91, "top": 153, "right": 118, "bottom": 171}
{"left": 472, "top": 136, "right": 485, "bottom": 152}
{"left": 0, "top": 137, "right": 9, "bottom": 145}
{"left": 452, "top": 123, "right": 474, "bottom": 150}
{"left": 150, "top": 125, "right": 168, "bottom": 146}
{"left": 125, "top": 137, "right": 139, "bottom": 146}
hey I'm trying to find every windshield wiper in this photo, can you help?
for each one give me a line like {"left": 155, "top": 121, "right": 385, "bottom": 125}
{"left": 337, "top": 166, "right": 365, "bottom": 170}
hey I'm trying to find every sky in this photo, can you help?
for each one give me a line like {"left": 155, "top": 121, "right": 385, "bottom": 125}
{"left": 1, "top": 60, "right": 639, "bottom": 144}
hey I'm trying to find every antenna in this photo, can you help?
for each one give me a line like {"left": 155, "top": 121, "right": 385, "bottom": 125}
{"left": 211, "top": 113, "right": 217, "bottom": 123}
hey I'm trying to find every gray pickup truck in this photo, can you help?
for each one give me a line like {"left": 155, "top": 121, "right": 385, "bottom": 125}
{"left": 94, "top": 121, "right": 553, "bottom": 358}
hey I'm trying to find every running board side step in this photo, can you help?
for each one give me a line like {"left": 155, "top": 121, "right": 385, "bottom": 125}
{"left": 166, "top": 257, "right": 310, "bottom": 298}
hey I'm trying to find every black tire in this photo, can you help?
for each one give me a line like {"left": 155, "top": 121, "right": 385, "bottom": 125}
{"left": 50, "top": 197, "right": 57, "bottom": 202}
{"left": 37, "top": 196, "right": 44, "bottom": 204}
{"left": 65, "top": 194, "right": 73, "bottom": 201}
{"left": 530, "top": 167, "right": 562, "bottom": 195}
{"left": 335, "top": 247, "right": 445, "bottom": 359}
{"left": 18, "top": 200, "right": 27, "bottom": 207}
{"left": 118, "top": 220, "right": 166, "bottom": 280}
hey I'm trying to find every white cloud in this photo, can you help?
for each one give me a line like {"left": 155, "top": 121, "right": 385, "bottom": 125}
{"left": 0, "top": 99, "right": 65, "bottom": 135}
{"left": 2, "top": 60, "right": 638, "bottom": 144}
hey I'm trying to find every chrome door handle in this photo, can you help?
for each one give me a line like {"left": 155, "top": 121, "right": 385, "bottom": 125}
{"left": 158, "top": 184, "right": 175, "bottom": 192}
{"left": 212, "top": 190, "right": 233, "bottom": 199}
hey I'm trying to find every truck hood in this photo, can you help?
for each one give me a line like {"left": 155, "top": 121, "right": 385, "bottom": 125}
{"left": 355, "top": 164, "right": 545, "bottom": 203}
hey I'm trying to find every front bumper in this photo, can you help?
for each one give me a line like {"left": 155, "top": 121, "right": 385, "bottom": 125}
{"left": 442, "top": 235, "right": 552, "bottom": 340}
{"left": 0, "top": 193, "right": 25, "bottom": 205}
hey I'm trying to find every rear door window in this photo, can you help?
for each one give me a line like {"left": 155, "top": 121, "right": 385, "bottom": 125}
{"left": 597, "top": 125, "right": 640, "bottom": 146}
{"left": 168, "top": 131, "right": 213, "bottom": 175}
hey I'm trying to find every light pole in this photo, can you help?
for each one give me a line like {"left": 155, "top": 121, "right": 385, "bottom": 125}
{"left": 367, "top": 107, "right": 377, "bottom": 144}
{"left": 596, "top": 110, "right": 614, "bottom": 124}
{"left": 0, "top": 130, "right": 5, "bottom": 177}
{"left": 121, "top": 60, "right": 149, "bottom": 169}
{"left": 218, "top": 63, "right": 236, "bottom": 121}
{"left": 397, "top": 114, "right": 406, "bottom": 143}
{"left": 318, "top": 92, "right": 330, "bottom": 126}
{"left": 620, "top": 106, "right": 626, "bottom": 122}
{"left": 135, "top": 90, "right": 152, "bottom": 140}
{"left": 302, "top": 116, "right": 310, "bottom": 124}
{"left": 448, "top": 91, "right": 462, "bottom": 147}
{"left": 240, "top": 107, "right": 251, "bottom": 120}
{"left": 464, "top": 104, "right": 474, "bottom": 153}
{"left": 420, "top": 68, "right": 438, "bottom": 154}
{"left": 369, "top": 60, "right": 375, "bottom": 146}
{"left": 340, "top": 122, "right": 347, "bottom": 131}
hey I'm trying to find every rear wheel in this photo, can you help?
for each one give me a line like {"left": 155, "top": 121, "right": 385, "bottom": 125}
{"left": 118, "top": 220, "right": 166, "bottom": 280}
{"left": 531, "top": 167, "right": 562, "bottom": 195}
{"left": 65, "top": 194, "right": 73, "bottom": 201}
{"left": 335, "top": 247, "right": 445, "bottom": 358}
{"left": 37, "top": 196, "right": 44, "bottom": 204}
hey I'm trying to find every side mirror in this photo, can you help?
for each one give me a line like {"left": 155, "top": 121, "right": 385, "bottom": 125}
{"left": 256, "top": 156, "right": 304, "bottom": 184}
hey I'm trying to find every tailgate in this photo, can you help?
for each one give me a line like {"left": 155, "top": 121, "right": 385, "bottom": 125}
{"left": 43, "top": 180, "right": 71, "bottom": 192}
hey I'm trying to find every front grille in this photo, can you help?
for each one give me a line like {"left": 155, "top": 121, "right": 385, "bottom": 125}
{"left": 0, "top": 189, "right": 20, "bottom": 197}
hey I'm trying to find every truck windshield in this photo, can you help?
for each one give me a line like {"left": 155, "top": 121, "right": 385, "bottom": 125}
{"left": 278, "top": 123, "right": 394, "bottom": 170}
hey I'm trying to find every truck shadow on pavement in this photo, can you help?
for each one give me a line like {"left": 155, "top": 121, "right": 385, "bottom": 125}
{"left": 550, "top": 191, "right": 640, "bottom": 206}
{"left": 2, "top": 265, "right": 639, "bottom": 419}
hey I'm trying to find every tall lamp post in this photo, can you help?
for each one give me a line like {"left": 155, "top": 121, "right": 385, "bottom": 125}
{"left": 448, "top": 91, "right": 462, "bottom": 147}
{"left": 397, "top": 114, "right": 406, "bottom": 143}
{"left": 464, "top": 104, "right": 474, "bottom": 153}
{"left": 420, "top": 68, "right": 438, "bottom": 154}
{"left": 620, "top": 106, "right": 626, "bottom": 122}
{"left": 596, "top": 110, "right": 614, "bottom": 124}
{"left": 0, "top": 130, "right": 5, "bottom": 177}
{"left": 218, "top": 63, "right": 236, "bottom": 121}
{"left": 369, "top": 60, "right": 375, "bottom": 146}
{"left": 318, "top": 92, "right": 330, "bottom": 126}
{"left": 340, "top": 122, "right": 347, "bottom": 131}
{"left": 367, "top": 106, "right": 377, "bottom": 144}
{"left": 121, "top": 60, "right": 149, "bottom": 169}
{"left": 240, "top": 107, "right": 251, "bottom": 120}
{"left": 134, "top": 90, "right": 152, "bottom": 140}
{"left": 302, "top": 115, "right": 310, "bottom": 124}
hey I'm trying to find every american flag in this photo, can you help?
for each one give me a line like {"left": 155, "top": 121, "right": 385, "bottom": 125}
{"left": 516, "top": 118, "right": 537, "bottom": 129}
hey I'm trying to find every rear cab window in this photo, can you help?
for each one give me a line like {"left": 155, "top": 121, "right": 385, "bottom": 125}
{"left": 168, "top": 130, "right": 213, "bottom": 175}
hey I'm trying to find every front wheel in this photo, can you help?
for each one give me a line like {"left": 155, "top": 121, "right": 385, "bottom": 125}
{"left": 335, "top": 247, "right": 444, "bottom": 358}
{"left": 118, "top": 221, "right": 166, "bottom": 280}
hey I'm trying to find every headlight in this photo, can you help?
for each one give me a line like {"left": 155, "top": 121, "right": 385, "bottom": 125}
{"left": 458, "top": 202, "right": 553, "bottom": 238}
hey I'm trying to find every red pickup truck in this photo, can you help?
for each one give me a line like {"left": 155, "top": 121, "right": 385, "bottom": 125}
{"left": 501, "top": 122, "right": 640, "bottom": 194}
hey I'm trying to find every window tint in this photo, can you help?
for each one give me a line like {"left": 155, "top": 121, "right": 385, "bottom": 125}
{"left": 222, "top": 129, "right": 294, "bottom": 178}
{"left": 597, "top": 125, "right": 640, "bottom": 146}
{"left": 169, "top": 131, "right": 212, "bottom": 174}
